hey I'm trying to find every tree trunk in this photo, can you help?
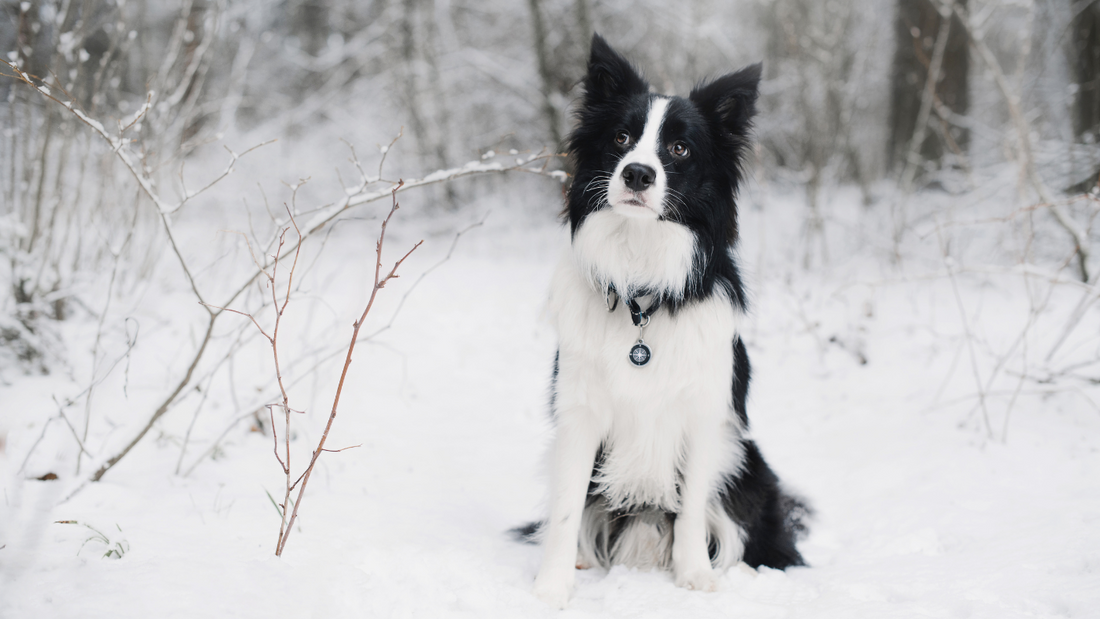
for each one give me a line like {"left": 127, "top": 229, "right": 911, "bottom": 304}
{"left": 294, "top": 0, "right": 330, "bottom": 57}
{"left": 1070, "top": 0, "right": 1100, "bottom": 141}
{"left": 575, "top": 0, "right": 593, "bottom": 44}
{"left": 527, "top": 0, "right": 563, "bottom": 149}
{"left": 888, "top": 0, "right": 969, "bottom": 174}
{"left": 400, "top": 0, "right": 432, "bottom": 165}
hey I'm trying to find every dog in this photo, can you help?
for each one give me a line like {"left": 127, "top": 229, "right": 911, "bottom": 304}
{"left": 521, "top": 35, "right": 808, "bottom": 608}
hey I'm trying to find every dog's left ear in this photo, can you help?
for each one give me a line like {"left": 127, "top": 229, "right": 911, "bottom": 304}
{"left": 689, "top": 63, "right": 762, "bottom": 135}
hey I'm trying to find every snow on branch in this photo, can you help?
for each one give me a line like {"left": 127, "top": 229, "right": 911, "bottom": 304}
{"left": 301, "top": 143, "right": 562, "bottom": 235}
{"left": 3, "top": 56, "right": 567, "bottom": 497}
{"left": 1, "top": 59, "right": 274, "bottom": 218}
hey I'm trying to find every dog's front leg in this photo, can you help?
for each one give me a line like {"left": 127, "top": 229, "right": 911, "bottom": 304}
{"left": 533, "top": 410, "right": 601, "bottom": 609}
{"left": 672, "top": 419, "right": 727, "bottom": 592}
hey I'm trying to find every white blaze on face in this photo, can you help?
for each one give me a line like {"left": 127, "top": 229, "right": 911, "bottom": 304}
{"left": 607, "top": 97, "right": 670, "bottom": 219}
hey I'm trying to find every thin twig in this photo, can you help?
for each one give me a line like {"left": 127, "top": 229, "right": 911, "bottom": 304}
{"left": 363, "top": 212, "right": 489, "bottom": 341}
{"left": 53, "top": 397, "right": 94, "bottom": 460}
{"left": 933, "top": 214, "right": 993, "bottom": 439}
{"left": 275, "top": 181, "right": 421, "bottom": 556}
{"left": 271, "top": 208, "right": 304, "bottom": 553}
{"left": 321, "top": 444, "right": 362, "bottom": 453}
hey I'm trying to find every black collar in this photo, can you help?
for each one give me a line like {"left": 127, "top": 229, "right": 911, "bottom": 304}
{"left": 605, "top": 286, "right": 662, "bottom": 326}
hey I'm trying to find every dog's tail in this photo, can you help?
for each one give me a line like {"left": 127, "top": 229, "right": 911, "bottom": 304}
{"left": 780, "top": 491, "right": 813, "bottom": 543}
{"left": 509, "top": 521, "right": 542, "bottom": 544}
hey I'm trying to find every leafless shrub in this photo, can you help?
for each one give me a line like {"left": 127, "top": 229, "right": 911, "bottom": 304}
{"left": 4, "top": 53, "right": 562, "bottom": 495}
{"left": 0, "top": 0, "right": 246, "bottom": 361}
{"left": 216, "top": 185, "right": 421, "bottom": 556}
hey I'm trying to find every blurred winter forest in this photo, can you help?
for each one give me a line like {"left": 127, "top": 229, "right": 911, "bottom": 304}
{"left": 3, "top": 0, "right": 1100, "bottom": 488}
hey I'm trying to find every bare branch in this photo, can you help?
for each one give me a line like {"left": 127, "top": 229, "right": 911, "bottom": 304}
{"left": 933, "top": 214, "right": 993, "bottom": 439}
{"left": 214, "top": 149, "right": 562, "bottom": 318}
{"left": 275, "top": 182, "right": 421, "bottom": 556}
{"left": 321, "top": 444, "right": 362, "bottom": 453}
{"left": 377, "top": 129, "right": 404, "bottom": 182}
{"left": 164, "top": 140, "right": 278, "bottom": 215}
{"left": 87, "top": 317, "right": 217, "bottom": 483}
{"left": 363, "top": 212, "right": 488, "bottom": 341}
{"left": 199, "top": 302, "right": 272, "bottom": 342}
{"left": 53, "top": 398, "right": 95, "bottom": 460}
{"left": 266, "top": 405, "right": 288, "bottom": 474}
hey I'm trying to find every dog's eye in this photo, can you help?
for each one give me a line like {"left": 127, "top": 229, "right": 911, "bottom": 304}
{"left": 615, "top": 131, "right": 631, "bottom": 146}
{"left": 670, "top": 142, "right": 689, "bottom": 158}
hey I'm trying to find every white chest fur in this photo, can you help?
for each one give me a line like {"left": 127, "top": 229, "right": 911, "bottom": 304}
{"left": 570, "top": 209, "right": 697, "bottom": 300}
{"left": 549, "top": 215, "right": 744, "bottom": 512}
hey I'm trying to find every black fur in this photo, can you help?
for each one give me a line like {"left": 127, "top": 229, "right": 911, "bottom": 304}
{"left": 722, "top": 442, "right": 807, "bottom": 569}
{"left": 548, "top": 350, "right": 559, "bottom": 416}
{"left": 732, "top": 336, "right": 751, "bottom": 429}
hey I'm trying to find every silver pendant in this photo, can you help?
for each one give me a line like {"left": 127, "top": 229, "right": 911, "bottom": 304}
{"left": 629, "top": 308, "right": 653, "bottom": 367}
{"left": 629, "top": 340, "right": 652, "bottom": 366}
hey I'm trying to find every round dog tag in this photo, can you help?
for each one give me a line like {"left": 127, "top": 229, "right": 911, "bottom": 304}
{"left": 629, "top": 341, "right": 652, "bottom": 366}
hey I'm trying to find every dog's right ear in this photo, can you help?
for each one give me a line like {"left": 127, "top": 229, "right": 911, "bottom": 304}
{"left": 584, "top": 34, "right": 648, "bottom": 102}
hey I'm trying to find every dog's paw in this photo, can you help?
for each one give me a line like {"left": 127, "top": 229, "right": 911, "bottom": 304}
{"left": 533, "top": 576, "right": 573, "bottom": 609}
{"left": 675, "top": 568, "right": 719, "bottom": 592}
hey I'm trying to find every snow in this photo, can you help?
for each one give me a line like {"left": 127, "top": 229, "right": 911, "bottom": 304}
{"left": 120, "top": 94, "right": 155, "bottom": 131}
{"left": 2, "top": 173, "right": 1100, "bottom": 618}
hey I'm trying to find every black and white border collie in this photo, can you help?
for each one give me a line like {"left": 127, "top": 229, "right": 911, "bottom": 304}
{"left": 524, "top": 35, "right": 808, "bottom": 608}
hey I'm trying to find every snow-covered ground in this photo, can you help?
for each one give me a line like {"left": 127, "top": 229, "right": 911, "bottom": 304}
{"left": 2, "top": 164, "right": 1099, "bottom": 618}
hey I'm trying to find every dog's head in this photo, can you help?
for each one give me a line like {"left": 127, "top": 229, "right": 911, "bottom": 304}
{"left": 566, "top": 34, "right": 761, "bottom": 246}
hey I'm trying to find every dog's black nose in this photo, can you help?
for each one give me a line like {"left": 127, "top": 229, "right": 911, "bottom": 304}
{"left": 621, "top": 163, "right": 655, "bottom": 192}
